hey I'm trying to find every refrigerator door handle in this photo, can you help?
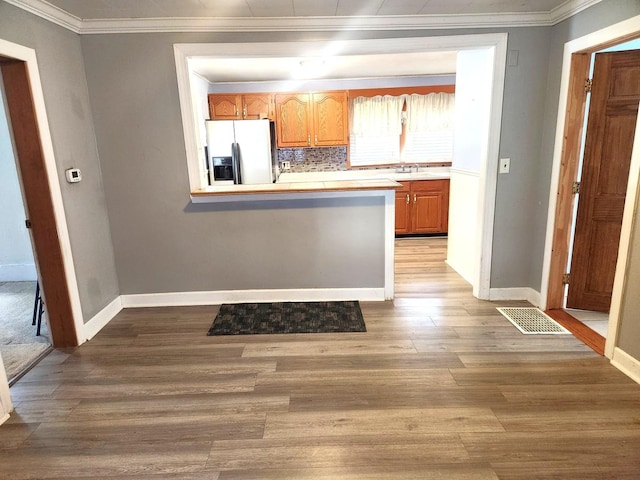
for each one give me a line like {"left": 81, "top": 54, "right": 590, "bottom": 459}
{"left": 231, "top": 142, "right": 242, "bottom": 184}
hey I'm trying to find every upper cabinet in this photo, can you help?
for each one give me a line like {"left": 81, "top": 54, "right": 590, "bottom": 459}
{"left": 275, "top": 91, "right": 349, "bottom": 148}
{"left": 312, "top": 91, "right": 349, "bottom": 147}
{"left": 208, "top": 93, "right": 274, "bottom": 120}
{"left": 208, "top": 94, "right": 242, "bottom": 120}
{"left": 274, "top": 93, "right": 313, "bottom": 147}
{"left": 242, "top": 93, "right": 275, "bottom": 120}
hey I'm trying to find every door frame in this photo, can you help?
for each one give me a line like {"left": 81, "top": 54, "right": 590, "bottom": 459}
{"left": 540, "top": 15, "right": 640, "bottom": 359}
{"left": 0, "top": 38, "right": 83, "bottom": 348}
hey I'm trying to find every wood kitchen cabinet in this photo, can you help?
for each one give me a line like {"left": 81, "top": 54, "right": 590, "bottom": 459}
{"left": 395, "top": 182, "right": 412, "bottom": 234}
{"left": 208, "top": 93, "right": 274, "bottom": 120}
{"left": 275, "top": 91, "right": 349, "bottom": 148}
{"left": 395, "top": 179, "right": 449, "bottom": 235}
{"left": 208, "top": 94, "right": 242, "bottom": 120}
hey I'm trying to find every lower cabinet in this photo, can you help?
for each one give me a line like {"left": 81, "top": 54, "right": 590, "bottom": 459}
{"left": 395, "top": 179, "right": 449, "bottom": 235}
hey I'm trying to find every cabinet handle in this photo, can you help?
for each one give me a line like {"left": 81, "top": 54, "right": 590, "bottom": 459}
{"left": 406, "top": 194, "right": 410, "bottom": 204}
{"left": 315, "top": 134, "right": 318, "bottom": 144}
{"left": 243, "top": 106, "right": 247, "bottom": 118}
{"left": 308, "top": 134, "right": 311, "bottom": 146}
{"left": 235, "top": 106, "right": 238, "bottom": 117}
{"left": 413, "top": 193, "right": 417, "bottom": 203}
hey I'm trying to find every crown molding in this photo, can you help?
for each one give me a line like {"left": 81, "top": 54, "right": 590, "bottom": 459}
{"left": 551, "top": 0, "right": 603, "bottom": 24}
{"left": 4, "top": 0, "right": 602, "bottom": 34}
{"left": 77, "top": 13, "right": 551, "bottom": 34}
{"left": 4, "top": 0, "right": 81, "bottom": 33}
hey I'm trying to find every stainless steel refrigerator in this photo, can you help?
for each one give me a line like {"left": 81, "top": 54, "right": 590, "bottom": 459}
{"left": 205, "top": 119, "right": 278, "bottom": 185}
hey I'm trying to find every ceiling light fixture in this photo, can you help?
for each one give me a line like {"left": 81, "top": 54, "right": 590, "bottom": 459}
{"left": 293, "top": 57, "right": 327, "bottom": 79}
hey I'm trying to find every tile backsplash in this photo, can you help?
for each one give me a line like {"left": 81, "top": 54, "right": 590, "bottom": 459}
{"left": 277, "top": 147, "right": 347, "bottom": 172}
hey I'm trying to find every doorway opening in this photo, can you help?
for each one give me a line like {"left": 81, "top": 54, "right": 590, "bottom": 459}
{"left": 544, "top": 28, "right": 640, "bottom": 356}
{"left": 0, "top": 85, "right": 52, "bottom": 384}
{"left": 0, "top": 42, "right": 81, "bottom": 354}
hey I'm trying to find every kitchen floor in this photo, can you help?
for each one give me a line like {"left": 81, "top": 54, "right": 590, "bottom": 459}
{"left": 3, "top": 237, "right": 639, "bottom": 478}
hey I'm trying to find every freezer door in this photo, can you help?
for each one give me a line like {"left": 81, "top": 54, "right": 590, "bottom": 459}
{"left": 205, "top": 120, "right": 235, "bottom": 157}
{"left": 233, "top": 119, "right": 274, "bottom": 185}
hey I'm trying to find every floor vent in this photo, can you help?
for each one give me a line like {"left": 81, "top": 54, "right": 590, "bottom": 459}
{"left": 497, "top": 307, "right": 570, "bottom": 335}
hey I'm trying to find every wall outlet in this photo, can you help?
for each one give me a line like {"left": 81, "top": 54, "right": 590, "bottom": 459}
{"left": 282, "top": 161, "right": 291, "bottom": 170}
{"left": 499, "top": 158, "right": 510, "bottom": 174}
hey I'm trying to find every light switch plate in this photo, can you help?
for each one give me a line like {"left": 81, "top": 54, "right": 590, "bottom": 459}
{"left": 499, "top": 158, "right": 510, "bottom": 174}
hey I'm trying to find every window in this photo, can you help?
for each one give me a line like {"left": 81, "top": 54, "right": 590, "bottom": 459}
{"left": 349, "top": 96, "right": 404, "bottom": 166}
{"left": 349, "top": 92, "right": 455, "bottom": 167}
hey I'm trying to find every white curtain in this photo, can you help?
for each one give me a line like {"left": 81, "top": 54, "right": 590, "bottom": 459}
{"left": 349, "top": 95, "right": 405, "bottom": 136}
{"left": 405, "top": 93, "right": 455, "bottom": 132}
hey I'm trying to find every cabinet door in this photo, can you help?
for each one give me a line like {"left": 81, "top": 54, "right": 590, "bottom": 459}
{"left": 208, "top": 94, "right": 241, "bottom": 120}
{"left": 275, "top": 94, "right": 312, "bottom": 147}
{"left": 411, "top": 180, "right": 450, "bottom": 234}
{"left": 395, "top": 183, "right": 412, "bottom": 234}
{"left": 312, "top": 91, "right": 349, "bottom": 146}
{"left": 242, "top": 94, "right": 274, "bottom": 120}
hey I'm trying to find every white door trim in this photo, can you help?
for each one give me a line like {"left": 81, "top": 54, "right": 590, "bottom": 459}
{"left": 0, "top": 40, "right": 83, "bottom": 348}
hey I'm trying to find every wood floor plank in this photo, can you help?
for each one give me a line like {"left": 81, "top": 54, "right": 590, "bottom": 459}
{"left": 450, "top": 364, "right": 633, "bottom": 386}
{"left": 491, "top": 405, "right": 640, "bottom": 432}
{"left": 49, "top": 374, "right": 258, "bottom": 399}
{"left": 0, "top": 443, "right": 213, "bottom": 479}
{"left": 256, "top": 368, "right": 458, "bottom": 389}
{"left": 273, "top": 352, "right": 464, "bottom": 371}
{"left": 2, "top": 237, "right": 638, "bottom": 479}
{"left": 69, "top": 393, "right": 290, "bottom": 421}
{"left": 217, "top": 465, "right": 499, "bottom": 480}
{"left": 499, "top": 383, "right": 640, "bottom": 407}
{"left": 23, "top": 413, "right": 266, "bottom": 447}
{"left": 262, "top": 408, "right": 505, "bottom": 438}
{"left": 207, "top": 435, "right": 472, "bottom": 471}
{"left": 286, "top": 386, "right": 508, "bottom": 411}
{"left": 242, "top": 339, "right": 417, "bottom": 357}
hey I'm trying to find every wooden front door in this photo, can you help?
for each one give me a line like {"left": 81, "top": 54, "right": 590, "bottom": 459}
{"left": 566, "top": 50, "right": 640, "bottom": 312}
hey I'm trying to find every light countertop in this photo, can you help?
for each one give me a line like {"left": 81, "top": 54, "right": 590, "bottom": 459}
{"left": 190, "top": 178, "right": 402, "bottom": 199}
{"left": 190, "top": 167, "right": 449, "bottom": 202}
{"left": 277, "top": 166, "right": 451, "bottom": 183}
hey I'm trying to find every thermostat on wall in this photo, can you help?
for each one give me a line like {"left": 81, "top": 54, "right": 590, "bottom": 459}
{"left": 65, "top": 168, "right": 82, "bottom": 183}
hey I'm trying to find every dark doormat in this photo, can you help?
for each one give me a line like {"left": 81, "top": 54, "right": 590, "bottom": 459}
{"left": 207, "top": 301, "right": 366, "bottom": 335}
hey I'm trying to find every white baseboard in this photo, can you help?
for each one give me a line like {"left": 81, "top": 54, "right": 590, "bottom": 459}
{"left": 121, "top": 288, "right": 385, "bottom": 308}
{"left": 0, "top": 264, "right": 37, "bottom": 282}
{"left": 611, "top": 347, "right": 640, "bottom": 385}
{"left": 81, "top": 296, "right": 123, "bottom": 342}
{"left": 489, "top": 287, "right": 541, "bottom": 306}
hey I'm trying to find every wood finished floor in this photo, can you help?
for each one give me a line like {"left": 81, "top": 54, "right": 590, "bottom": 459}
{"left": 2, "top": 237, "right": 640, "bottom": 479}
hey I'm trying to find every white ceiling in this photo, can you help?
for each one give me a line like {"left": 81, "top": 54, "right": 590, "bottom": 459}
{"left": 7, "top": 0, "right": 603, "bottom": 33}
{"left": 43, "top": 0, "right": 573, "bottom": 19}
{"left": 190, "top": 51, "right": 458, "bottom": 83}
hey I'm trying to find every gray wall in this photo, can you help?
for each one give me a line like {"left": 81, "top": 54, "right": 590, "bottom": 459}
{"left": 618, "top": 196, "right": 640, "bottom": 359}
{"left": 81, "top": 27, "right": 556, "bottom": 294}
{"left": 80, "top": 30, "right": 385, "bottom": 292}
{"left": 0, "top": 3, "right": 119, "bottom": 320}
{"left": 491, "top": 26, "right": 552, "bottom": 289}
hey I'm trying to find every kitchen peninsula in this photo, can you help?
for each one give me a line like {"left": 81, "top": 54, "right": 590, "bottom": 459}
{"left": 190, "top": 173, "right": 405, "bottom": 301}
